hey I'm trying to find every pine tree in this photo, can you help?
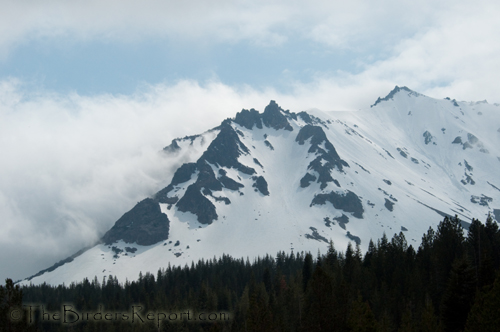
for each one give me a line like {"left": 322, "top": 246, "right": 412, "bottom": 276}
{"left": 302, "top": 264, "right": 336, "bottom": 331}
{"left": 0, "top": 278, "right": 26, "bottom": 332}
{"left": 302, "top": 253, "right": 313, "bottom": 293}
{"left": 464, "top": 272, "right": 500, "bottom": 332}
{"left": 348, "top": 293, "right": 377, "bottom": 332}
{"left": 440, "top": 258, "right": 476, "bottom": 332}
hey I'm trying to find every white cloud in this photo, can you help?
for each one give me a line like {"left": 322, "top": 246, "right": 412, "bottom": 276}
{"left": 0, "top": 79, "right": 257, "bottom": 281}
{"left": 0, "top": 75, "right": 388, "bottom": 281}
{"left": 0, "top": 0, "right": 479, "bottom": 56}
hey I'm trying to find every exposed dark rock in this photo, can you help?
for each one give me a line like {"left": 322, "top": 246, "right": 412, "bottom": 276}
{"left": 111, "top": 246, "right": 123, "bottom": 255}
{"left": 201, "top": 123, "right": 255, "bottom": 175}
{"left": 470, "top": 195, "right": 493, "bottom": 207}
{"left": 163, "top": 139, "right": 181, "bottom": 153}
{"left": 298, "top": 111, "right": 313, "bottom": 124}
{"left": 487, "top": 182, "right": 500, "bottom": 192}
{"left": 102, "top": 198, "right": 170, "bottom": 246}
{"left": 383, "top": 149, "right": 395, "bottom": 159}
{"left": 467, "top": 133, "right": 479, "bottom": 144}
{"left": 264, "top": 140, "right": 274, "bottom": 150}
{"left": 378, "top": 188, "right": 389, "bottom": 196}
{"left": 452, "top": 136, "right": 463, "bottom": 144}
{"left": 177, "top": 185, "right": 218, "bottom": 224}
{"left": 195, "top": 161, "right": 223, "bottom": 193}
{"left": 371, "top": 86, "right": 414, "bottom": 107}
{"left": 333, "top": 214, "right": 349, "bottom": 229}
{"left": 384, "top": 198, "right": 395, "bottom": 212}
{"left": 324, "top": 217, "right": 333, "bottom": 227}
{"left": 311, "top": 191, "right": 364, "bottom": 219}
{"left": 300, "top": 173, "right": 317, "bottom": 188}
{"left": 463, "top": 142, "right": 473, "bottom": 150}
{"left": 401, "top": 226, "right": 408, "bottom": 231}
{"left": 383, "top": 179, "right": 392, "bottom": 185}
{"left": 346, "top": 231, "right": 361, "bottom": 245}
{"left": 461, "top": 173, "right": 475, "bottom": 185}
{"left": 308, "top": 157, "right": 336, "bottom": 190}
{"left": 423, "top": 131, "right": 433, "bottom": 145}
{"left": 125, "top": 247, "right": 137, "bottom": 253}
{"left": 464, "top": 160, "right": 473, "bottom": 172}
{"left": 174, "top": 240, "right": 180, "bottom": 246}
{"left": 354, "top": 162, "right": 370, "bottom": 174}
{"left": 25, "top": 245, "right": 94, "bottom": 281}
{"left": 397, "top": 148, "right": 408, "bottom": 158}
{"left": 296, "top": 125, "right": 349, "bottom": 189}
{"left": 262, "top": 101, "right": 293, "bottom": 131}
{"left": 253, "top": 158, "right": 263, "bottom": 167}
{"left": 170, "top": 163, "right": 198, "bottom": 185}
{"left": 163, "top": 121, "right": 258, "bottom": 224}
{"left": 411, "top": 157, "right": 419, "bottom": 164}
{"left": 493, "top": 209, "right": 500, "bottom": 222}
{"left": 295, "top": 125, "right": 327, "bottom": 146}
{"left": 154, "top": 162, "right": 198, "bottom": 203}
{"left": 252, "top": 176, "right": 270, "bottom": 196}
{"left": 234, "top": 108, "right": 263, "bottom": 130}
{"left": 305, "top": 227, "right": 328, "bottom": 243}
{"left": 213, "top": 196, "right": 231, "bottom": 205}
{"left": 111, "top": 246, "right": 123, "bottom": 258}
{"left": 155, "top": 191, "right": 178, "bottom": 205}
{"left": 218, "top": 173, "right": 244, "bottom": 191}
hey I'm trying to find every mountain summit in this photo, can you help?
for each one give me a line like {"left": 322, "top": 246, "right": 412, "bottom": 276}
{"left": 23, "top": 87, "right": 500, "bottom": 285}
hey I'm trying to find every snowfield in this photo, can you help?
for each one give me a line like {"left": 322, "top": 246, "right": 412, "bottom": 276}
{"left": 22, "top": 87, "right": 500, "bottom": 286}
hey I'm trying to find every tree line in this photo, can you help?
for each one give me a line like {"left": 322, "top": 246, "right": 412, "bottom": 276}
{"left": 2, "top": 215, "right": 500, "bottom": 331}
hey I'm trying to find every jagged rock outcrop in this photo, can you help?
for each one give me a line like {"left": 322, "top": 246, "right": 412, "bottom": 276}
{"left": 102, "top": 198, "right": 170, "bottom": 246}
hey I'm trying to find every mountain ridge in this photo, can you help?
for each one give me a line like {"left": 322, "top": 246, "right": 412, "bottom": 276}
{"left": 22, "top": 86, "right": 500, "bottom": 285}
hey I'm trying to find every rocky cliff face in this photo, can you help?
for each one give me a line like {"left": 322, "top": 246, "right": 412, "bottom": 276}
{"left": 101, "top": 198, "right": 170, "bottom": 246}
{"left": 23, "top": 87, "right": 500, "bottom": 285}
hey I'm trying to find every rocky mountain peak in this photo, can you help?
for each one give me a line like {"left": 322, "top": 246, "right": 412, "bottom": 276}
{"left": 371, "top": 86, "right": 416, "bottom": 107}
{"left": 101, "top": 198, "right": 170, "bottom": 246}
{"left": 262, "top": 100, "right": 294, "bottom": 131}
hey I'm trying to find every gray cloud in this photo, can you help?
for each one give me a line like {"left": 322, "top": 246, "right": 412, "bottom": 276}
{"left": 0, "top": 0, "right": 474, "bottom": 56}
{"left": 0, "top": 79, "right": 271, "bottom": 281}
{"left": 0, "top": 59, "right": 498, "bottom": 282}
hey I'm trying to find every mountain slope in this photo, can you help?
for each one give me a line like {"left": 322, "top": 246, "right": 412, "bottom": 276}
{"left": 22, "top": 87, "right": 500, "bottom": 285}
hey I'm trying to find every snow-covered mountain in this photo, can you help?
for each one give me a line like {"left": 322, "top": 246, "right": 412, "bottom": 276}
{"left": 22, "top": 86, "right": 500, "bottom": 285}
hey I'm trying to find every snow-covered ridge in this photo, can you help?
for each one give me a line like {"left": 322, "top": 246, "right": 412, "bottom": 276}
{"left": 22, "top": 87, "right": 500, "bottom": 286}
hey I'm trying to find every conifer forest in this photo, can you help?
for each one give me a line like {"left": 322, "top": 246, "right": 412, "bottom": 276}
{"left": 2, "top": 215, "right": 500, "bottom": 331}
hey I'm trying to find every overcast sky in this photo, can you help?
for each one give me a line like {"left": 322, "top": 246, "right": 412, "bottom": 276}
{"left": 1, "top": 0, "right": 499, "bottom": 282}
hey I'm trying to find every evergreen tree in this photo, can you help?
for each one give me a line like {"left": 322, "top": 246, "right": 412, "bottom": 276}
{"left": 302, "top": 253, "right": 313, "bottom": 293}
{"left": 464, "top": 272, "right": 500, "bottom": 332}
{"left": 348, "top": 293, "right": 377, "bottom": 332}
{"left": 0, "top": 278, "right": 26, "bottom": 332}
{"left": 302, "top": 264, "right": 336, "bottom": 331}
{"left": 440, "top": 258, "right": 476, "bottom": 332}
